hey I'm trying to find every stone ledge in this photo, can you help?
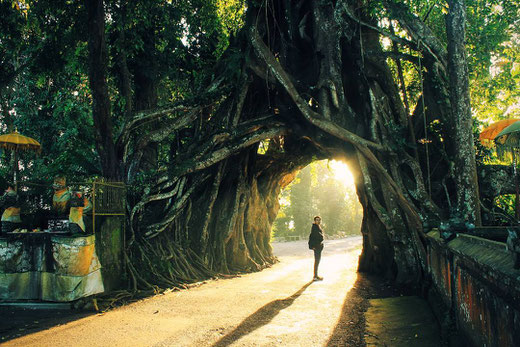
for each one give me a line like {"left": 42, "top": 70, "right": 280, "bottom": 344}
{"left": 425, "top": 230, "right": 520, "bottom": 346}
{"left": 427, "top": 230, "right": 520, "bottom": 294}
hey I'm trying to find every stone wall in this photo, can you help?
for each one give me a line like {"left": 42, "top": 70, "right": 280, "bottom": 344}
{"left": 426, "top": 230, "right": 520, "bottom": 346}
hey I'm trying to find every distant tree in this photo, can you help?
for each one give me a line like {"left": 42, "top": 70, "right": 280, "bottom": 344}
{"left": 272, "top": 211, "right": 291, "bottom": 238}
{"left": 272, "top": 186, "right": 291, "bottom": 237}
{"left": 312, "top": 161, "right": 359, "bottom": 236}
{"left": 274, "top": 160, "right": 362, "bottom": 239}
{"left": 316, "top": 176, "right": 346, "bottom": 235}
{"left": 288, "top": 165, "right": 312, "bottom": 237}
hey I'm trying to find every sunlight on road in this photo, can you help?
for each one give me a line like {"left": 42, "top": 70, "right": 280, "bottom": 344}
{"left": 5, "top": 237, "right": 363, "bottom": 347}
{"left": 263, "top": 238, "right": 363, "bottom": 346}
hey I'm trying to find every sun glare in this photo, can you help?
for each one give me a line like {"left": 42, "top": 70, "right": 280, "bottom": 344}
{"left": 329, "top": 160, "right": 355, "bottom": 186}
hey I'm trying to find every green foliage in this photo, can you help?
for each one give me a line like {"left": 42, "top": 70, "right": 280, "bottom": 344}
{"left": 312, "top": 161, "right": 362, "bottom": 236}
{"left": 1, "top": 0, "right": 98, "bottom": 185}
{"left": 386, "top": 1, "right": 520, "bottom": 122}
{"left": 0, "top": 0, "right": 245, "bottom": 187}
{"left": 466, "top": 1, "right": 520, "bottom": 121}
{"left": 494, "top": 194, "right": 516, "bottom": 217}
{"left": 288, "top": 164, "right": 312, "bottom": 237}
{"left": 473, "top": 118, "right": 498, "bottom": 166}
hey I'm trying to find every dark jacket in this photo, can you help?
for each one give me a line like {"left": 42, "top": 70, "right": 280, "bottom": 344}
{"left": 308, "top": 223, "right": 324, "bottom": 250}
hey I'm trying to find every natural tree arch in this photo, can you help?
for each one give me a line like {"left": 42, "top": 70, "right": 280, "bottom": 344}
{"left": 4, "top": 0, "right": 518, "bottom": 290}
{"left": 120, "top": 0, "right": 465, "bottom": 287}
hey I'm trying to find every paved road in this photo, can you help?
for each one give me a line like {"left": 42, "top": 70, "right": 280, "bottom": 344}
{"left": 3, "top": 237, "right": 363, "bottom": 347}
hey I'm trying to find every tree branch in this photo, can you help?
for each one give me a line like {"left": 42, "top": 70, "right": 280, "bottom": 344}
{"left": 383, "top": 0, "right": 448, "bottom": 67}
{"left": 170, "top": 124, "right": 288, "bottom": 177}
{"left": 117, "top": 105, "right": 195, "bottom": 150}
{"left": 250, "top": 27, "right": 388, "bottom": 153}
{"left": 145, "top": 174, "right": 211, "bottom": 238}
{"left": 336, "top": 2, "right": 420, "bottom": 52}
{"left": 372, "top": 51, "right": 421, "bottom": 65}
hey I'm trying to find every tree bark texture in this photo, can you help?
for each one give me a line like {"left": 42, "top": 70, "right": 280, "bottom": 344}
{"left": 446, "top": 0, "right": 482, "bottom": 225}
{"left": 112, "top": 0, "right": 483, "bottom": 288}
{"left": 85, "top": 0, "right": 119, "bottom": 179}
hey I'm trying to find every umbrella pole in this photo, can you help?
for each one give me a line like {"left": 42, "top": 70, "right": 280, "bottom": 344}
{"left": 13, "top": 149, "right": 18, "bottom": 192}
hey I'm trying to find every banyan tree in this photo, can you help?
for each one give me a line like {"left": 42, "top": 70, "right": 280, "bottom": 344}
{"left": 83, "top": 0, "right": 486, "bottom": 289}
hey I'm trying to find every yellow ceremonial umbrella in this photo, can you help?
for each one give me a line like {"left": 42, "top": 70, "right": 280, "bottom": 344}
{"left": 0, "top": 129, "right": 41, "bottom": 190}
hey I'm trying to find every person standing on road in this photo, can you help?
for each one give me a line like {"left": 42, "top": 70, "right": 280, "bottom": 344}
{"left": 308, "top": 216, "right": 324, "bottom": 281}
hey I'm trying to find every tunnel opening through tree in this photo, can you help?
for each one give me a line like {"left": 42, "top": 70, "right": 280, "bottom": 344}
{"left": 271, "top": 159, "right": 363, "bottom": 242}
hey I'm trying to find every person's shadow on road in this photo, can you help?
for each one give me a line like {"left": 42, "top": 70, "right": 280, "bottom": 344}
{"left": 211, "top": 281, "right": 313, "bottom": 347}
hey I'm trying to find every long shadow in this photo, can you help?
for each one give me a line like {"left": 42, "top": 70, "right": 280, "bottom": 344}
{"left": 0, "top": 306, "right": 93, "bottom": 342}
{"left": 325, "top": 273, "right": 368, "bottom": 347}
{"left": 212, "top": 281, "right": 313, "bottom": 347}
{"left": 326, "top": 272, "right": 414, "bottom": 346}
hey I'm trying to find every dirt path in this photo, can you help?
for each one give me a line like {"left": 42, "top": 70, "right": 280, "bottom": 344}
{"left": 3, "top": 237, "right": 364, "bottom": 347}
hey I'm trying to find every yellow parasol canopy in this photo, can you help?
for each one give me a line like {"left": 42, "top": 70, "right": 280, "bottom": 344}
{"left": 0, "top": 130, "right": 41, "bottom": 190}
{"left": 0, "top": 130, "right": 41, "bottom": 152}
{"left": 479, "top": 119, "right": 520, "bottom": 147}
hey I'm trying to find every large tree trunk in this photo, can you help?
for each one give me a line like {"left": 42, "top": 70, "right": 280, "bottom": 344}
{"left": 446, "top": 0, "right": 481, "bottom": 225}
{"left": 85, "top": 0, "right": 119, "bottom": 179}
{"left": 114, "top": 0, "right": 133, "bottom": 119}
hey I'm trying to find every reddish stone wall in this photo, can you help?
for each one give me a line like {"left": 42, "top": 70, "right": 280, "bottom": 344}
{"left": 426, "top": 231, "right": 520, "bottom": 347}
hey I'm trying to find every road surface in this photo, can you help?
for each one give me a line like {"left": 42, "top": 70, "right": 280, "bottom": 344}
{"left": 3, "top": 237, "right": 364, "bottom": 347}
